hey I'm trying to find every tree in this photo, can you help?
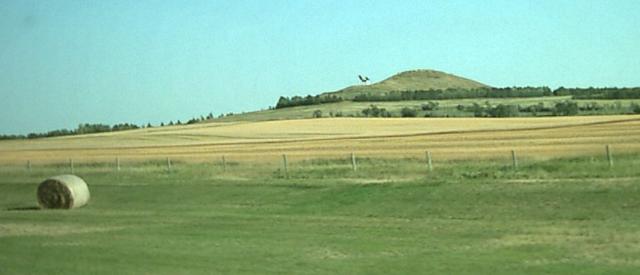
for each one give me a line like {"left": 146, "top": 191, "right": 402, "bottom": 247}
{"left": 312, "top": 110, "right": 323, "bottom": 118}
{"left": 276, "top": 96, "right": 291, "bottom": 109}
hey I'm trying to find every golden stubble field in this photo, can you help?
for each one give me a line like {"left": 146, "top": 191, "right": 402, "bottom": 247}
{"left": 1, "top": 115, "right": 639, "bottom": 165}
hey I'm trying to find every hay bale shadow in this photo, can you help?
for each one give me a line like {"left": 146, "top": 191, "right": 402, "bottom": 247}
{"left": 6, "top": 206, "right": 40, "bottom": 211}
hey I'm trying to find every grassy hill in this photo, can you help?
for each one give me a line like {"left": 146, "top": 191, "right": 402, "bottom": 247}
{"left": 323, "top": 69, "right": 490, "bottom": 100}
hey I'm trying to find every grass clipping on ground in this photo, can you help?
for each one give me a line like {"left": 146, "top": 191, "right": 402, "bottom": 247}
{"left": 37, "top": 175, "right": 90, "bottom": 209}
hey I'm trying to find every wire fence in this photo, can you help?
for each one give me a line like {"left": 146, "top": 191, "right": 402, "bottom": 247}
{"left": 1, "top": 145, "right": 621, "bottom": 177}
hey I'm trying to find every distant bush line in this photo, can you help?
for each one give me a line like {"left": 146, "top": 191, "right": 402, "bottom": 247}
{"left": 342, "top": 100, "right": 639, "bottom": 119}
{"left": 353, "top": 87, "right": 553, "bottom": 101}
{"left": 463, "top": 101, "right": 579, "bottom": 117}
{"left": 276, "top": 87, "right": 640, "bottom": 109}
{"left": 0, "top": 110, "right": 243, "bottom": 140}
{"left": 554, "top": 87, "right": 640, "bottom": 99}
{"left": 0, "top": 123, "right": 143, "bottom": 140}
{"left": 275, "top": 95, "right": 342, "bottom": 109}
{"left": 1, "top": 110, "right": 247, "bottom": 140}
{"left": 355, "top": 87, "right": 640, "bottom": 102}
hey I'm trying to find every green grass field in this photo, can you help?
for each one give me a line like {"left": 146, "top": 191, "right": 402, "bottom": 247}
{"left": 2, "top": 155, "right": 640, "bottom": 274}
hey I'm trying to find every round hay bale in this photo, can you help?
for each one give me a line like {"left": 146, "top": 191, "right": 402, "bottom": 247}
{"left": 37, "top": 175, "right": 90, "bottom": 209}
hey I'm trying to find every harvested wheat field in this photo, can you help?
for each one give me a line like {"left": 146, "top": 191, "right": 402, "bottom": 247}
{"left": 1, "top": 115, "right": 639, "bottom": 165}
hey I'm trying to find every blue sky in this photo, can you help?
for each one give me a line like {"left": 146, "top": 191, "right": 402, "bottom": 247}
{"left": 1, "top": 0, "right": 639, "bottom": 134}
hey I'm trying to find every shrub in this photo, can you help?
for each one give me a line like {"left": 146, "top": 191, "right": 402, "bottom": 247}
{"left": 553, "top": 101, "right": 579, "bottom": 116}
{"left": 362, "top": 105, "right": 392, "bottom": 117}
{"left": 519, "top": 102, "right": 547, "bottom": 114}
{"left": 579, "top": 102, "right": 604, "bottom": 111}
{"left": 421, "top": 101, "right": 439, "bottom": 111}
{"left": 312, "top": 110, "right": 323, "bottom": 118}
{"left": 468, "top": 103, "right": 486, "bottom": 117}
{"left": 631, "top": 103, "right": 640, "bottom": 114}
{"left": 400, "top": 107, "right": 418, "bottom": 117}
{"left": 488, "top": 104, "right": 520, "bottom": 117}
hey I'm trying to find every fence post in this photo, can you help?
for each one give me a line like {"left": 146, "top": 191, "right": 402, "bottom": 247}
{"left": 606, "top": 144, "right": 613, "bottom": 168}
{"left": 166, "top": 157, "right": 172, "bottom": 172}
{"left": 282, "top": 154, "right": 289, "bottom": 178}
{"left": 222, "top": 155, "right": 227, "bottom": 172}
{"left": 116, "top": 157, "right": 121, "bottom": 172}
{"left": 27, "top": 160, "right": 32, "bottom": 173}
{"left": 511, "top": 150, "right": 518, "bottom": 170}
{"left": 70, "top": 158, "right": 74, "bottom": 174}
{"left": 426, "top": 151, "right": 433, "bottom": 171}
{"left": 351, "top": 152, "right": 357, "bottom": 171}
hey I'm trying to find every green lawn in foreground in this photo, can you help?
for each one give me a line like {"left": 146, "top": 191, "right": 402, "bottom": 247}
{"left": 1, "top": 156, "right": 639, "bottom": 274}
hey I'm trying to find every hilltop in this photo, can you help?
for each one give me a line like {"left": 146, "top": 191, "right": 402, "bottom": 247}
{"left": 323, "top": 69, "right": 490, "bottom": 100}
